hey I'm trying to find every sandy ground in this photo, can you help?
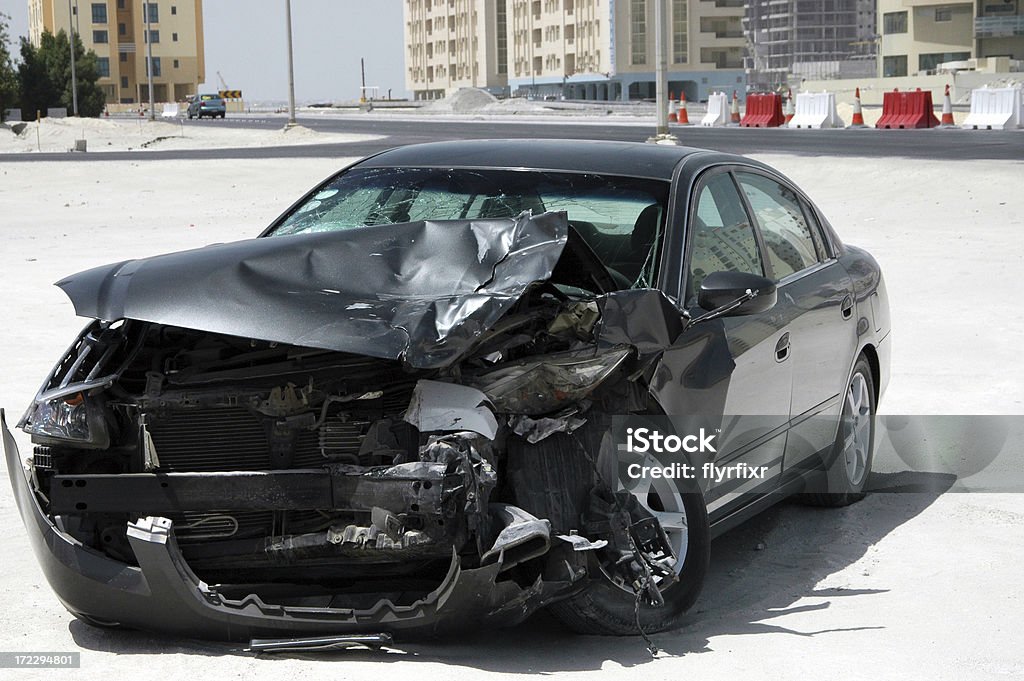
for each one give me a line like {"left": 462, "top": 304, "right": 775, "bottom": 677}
{"left": 0, "top": 117, "right": 382, "bottom": 153}
{"left": 0, "top": 154, "right": 1022, "bottom": 679}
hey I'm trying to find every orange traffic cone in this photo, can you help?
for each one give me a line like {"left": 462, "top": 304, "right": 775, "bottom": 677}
{"left": 729, "top": 90, "right": 741, "bottom": 125}
{"left": 939, "top": 84, "right": 956, "bottom": 128}
{"left": 668, "top": 90, "right": 678, "bottom": 123}
{"left": 848, "top": 87, "right": 867, "bottom": 128}
{"left": 784, "top": 88, "right": 795, "bottom": 124}
{"left": 677, "top": 93, "right": 691, "bottom": 125}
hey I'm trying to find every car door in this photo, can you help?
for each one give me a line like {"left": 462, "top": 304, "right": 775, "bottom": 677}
{"left": 733, "top": 171, "right": 856, "bottom": 474}
{"left": 653, "top": 167, "right": 791, "bottom": 518}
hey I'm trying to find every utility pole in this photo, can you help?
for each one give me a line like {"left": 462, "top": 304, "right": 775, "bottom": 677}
{"left": 67, "top": 0, "right": 79, "bottom": 116}
{"left": 647, "top": 0, "right": 678, "bottom": 144}
{"left": 360, "top": 57, "right": 366, "bottom": 102}
{"left": 285, "top": 0, "right": 297, "bottom": 126}
{"left": 145, "top": 1, "right": 155, "bottom": 120}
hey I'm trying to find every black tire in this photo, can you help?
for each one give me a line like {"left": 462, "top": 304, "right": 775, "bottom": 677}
{"left": 507, "top": 430, "right": 711, "bottom": 635}
{"left": 801, "top": 355, "right": 876, "bottom": 507}
{"left": 549, "top": 489, "right": 709, "bottom": 635}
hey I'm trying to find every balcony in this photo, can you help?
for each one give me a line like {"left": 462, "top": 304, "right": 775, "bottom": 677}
{"left": 975, "top": 15, "right": 1024, "bottom": 38}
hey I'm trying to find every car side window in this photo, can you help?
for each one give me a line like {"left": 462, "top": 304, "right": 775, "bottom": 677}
{"left": 687, "top": 172, "right": 766, "bottom": 303}
{"left": 735, "top": 172, "right": 820, "bottom": 280}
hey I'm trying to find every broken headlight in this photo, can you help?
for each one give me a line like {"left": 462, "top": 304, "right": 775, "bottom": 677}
{"left": 470, "top": 346, "right": 632, "bottom": 415}
{"left": 21, "top": 392, "right": 111, "bottom": 449}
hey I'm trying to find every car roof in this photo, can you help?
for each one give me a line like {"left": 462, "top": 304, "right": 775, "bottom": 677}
{"left": 356, "top": 139, "right": 716, "bottom": 180}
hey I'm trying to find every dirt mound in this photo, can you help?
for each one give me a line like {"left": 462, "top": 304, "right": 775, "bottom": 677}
{"left": 423, "top": 87, "right": 498, "bottom": 113}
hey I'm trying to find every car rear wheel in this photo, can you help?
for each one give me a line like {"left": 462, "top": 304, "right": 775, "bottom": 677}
{"left": 801, "top": 355, "right": 876, "bottom": 507}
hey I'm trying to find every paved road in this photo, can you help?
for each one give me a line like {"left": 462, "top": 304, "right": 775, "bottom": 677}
{"left": 3, "top": 113, "right": 1023, "bottom": 162}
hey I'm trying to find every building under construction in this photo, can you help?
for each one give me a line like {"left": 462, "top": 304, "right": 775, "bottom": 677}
{"left": 744, "top": 0, "right": 877, "bottom": 88}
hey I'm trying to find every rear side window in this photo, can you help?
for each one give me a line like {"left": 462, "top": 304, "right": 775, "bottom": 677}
{"left": 735, "top": 172, "right": 819, "bottom": 280}
{"left": 687, "top": 172, "right": 765, "bottom": 301}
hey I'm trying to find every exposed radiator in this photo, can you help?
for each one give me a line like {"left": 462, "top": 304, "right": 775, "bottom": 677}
{"left": 146, "top": 407, "right": 380, "bottom": 471}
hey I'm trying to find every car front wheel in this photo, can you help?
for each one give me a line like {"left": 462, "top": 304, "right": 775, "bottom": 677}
{"left": 508, "top": 430, "right": 710, "bottom": 636}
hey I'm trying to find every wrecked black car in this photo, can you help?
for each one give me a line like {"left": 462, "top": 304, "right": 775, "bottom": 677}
{"left": 3, "top": 140, "right": 890, "bottom": 645}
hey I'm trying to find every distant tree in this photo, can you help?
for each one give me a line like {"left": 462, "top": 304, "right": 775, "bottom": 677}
{"left": 20, "top": 30, "right": 105, "bottom": 118}
{"left": 17, "top": 38, "right": 55, "bottom": 120}
{"left": 0, "top": 13, "right": 20, "bottom": 122}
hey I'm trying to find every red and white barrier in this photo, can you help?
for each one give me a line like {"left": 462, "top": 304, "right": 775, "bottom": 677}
{"left": 876, "top": 88, "right": 940, "bottom": 129}
{"left": 701, "top": 92, "right": 729, "bottom": 127}
{"left": 961, "top": 86, "right": 1022, "bottom": 130}
{"left": 789, "top": 91, "right": 841, "bottom": 129}
{"left": 741, "top": 93, "right": 785, "bottom": 127}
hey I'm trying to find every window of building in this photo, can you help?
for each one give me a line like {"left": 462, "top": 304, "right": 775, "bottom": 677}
{"left": 145, "top": 30, "right": 160, "bottom": 43}
{"left": 91, "top": 3, "right": 107, "bottom": 24}
{"left": 672, "top": 0, "right": 687, "bottom": 64}
{"left": 934, "top": 7, "right": 952, "bottom": 22}
{"left": 93, "top": 30, "right": 109, "bottom": 43}
{"left": 147, "top": 56, "right": 161, "bottom": 77}
{"left": 119, "top": 51, "right": 127, "bottom": 62}
{"left": 121, "top": 75, "right": 129, "bottom": 88}
{"left": 919, "top": 51, "right": 970, "bottom": 72}
{"left": 495, "top": 0, "right": 507, "bottom": 74}
{"left": 630, "top": 0, "right": 646, "bottom": 65}
{"left": 118, "top": 22, "right": 126, "bottom": 35}
{"left": 171, "top": 5, "right": 177, "bottom": 15}
{"left": 173, "top": 59, "right": 179, "bottom": 68}
{"left": 145, "top": 2, "right": 159, "bottom": 23}
{"left": 883, "top": 54, "right": 907, "bottom": 77}
{"left": 117, "top": 0, "right": 125, "bottom": 9}
{"left": 172, "top": 32, "right": 178, "bottom": 41}
{"left": 735, "top": 173, "right": 820, "bottom": 280}
{"left": 96, "top": 56, "right": 110, "bottom": 77}
{"left": 883, "top": 11, "right": 907, "bottom": 34}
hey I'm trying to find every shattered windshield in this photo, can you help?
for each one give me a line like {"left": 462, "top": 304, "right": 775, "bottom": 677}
{"left": 269, "top": 167, "right": 670, "bottom": 288}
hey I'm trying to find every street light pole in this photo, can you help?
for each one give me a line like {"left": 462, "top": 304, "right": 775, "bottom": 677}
{"left": 285, "top": 0, "right": 297, "bottom": 126}
{"left": 145, "top": 1, "right": 155, "bottom": 121}
{"left": 67, "top": 0, "right": 79, "bottom": 116}
{"left": 647, "top": 0, "right": 678, "bottom": 144}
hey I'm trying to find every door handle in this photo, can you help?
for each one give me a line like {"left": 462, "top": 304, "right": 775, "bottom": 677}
{"left": 841, "top": 295, "right": 854, "bottom": 320}
{"left": 775, "top": 332, "right": 790, "bottom": 363}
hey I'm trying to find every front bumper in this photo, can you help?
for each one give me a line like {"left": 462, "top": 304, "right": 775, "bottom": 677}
{"left": 2, "top": 410, "right": 570, "bottom": 642}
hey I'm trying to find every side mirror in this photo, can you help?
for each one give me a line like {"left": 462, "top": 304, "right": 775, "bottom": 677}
{"left": 698, "top": 271, "right": 777, "bottom": 316}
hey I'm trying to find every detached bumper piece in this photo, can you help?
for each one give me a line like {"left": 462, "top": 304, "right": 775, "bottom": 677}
{"left": 247, "top": 633, "right": 393, "bottom": 654}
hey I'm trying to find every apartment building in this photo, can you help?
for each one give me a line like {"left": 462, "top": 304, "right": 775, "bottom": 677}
{"left": 404, "top": 0, "right": 508, "bottom": 100}
{"left": 28, "top": 0, "right": 205, "bottom": 104}
{"left": 744, "top": 0, "right": 877, "bottom": 86}
{"left": 404, "top": 0, "right": 748, "bottom": 103}
{"left": 507, "top": 0, "right": 747, "bottom": 101}
{"left": 878, "top": 0, "right": 1023, "bottom": 77}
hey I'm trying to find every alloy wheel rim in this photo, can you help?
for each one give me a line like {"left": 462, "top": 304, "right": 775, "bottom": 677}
{"left": 843, "top": 372, "right": 872, "bottom": 487}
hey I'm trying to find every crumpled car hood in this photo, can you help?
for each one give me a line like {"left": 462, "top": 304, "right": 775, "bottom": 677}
{"left": 56, "top": 212, "right": 569, "bottom": 369}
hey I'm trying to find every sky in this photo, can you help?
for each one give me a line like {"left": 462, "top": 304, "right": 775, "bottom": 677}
{"left": 0, "top": 0, "right": 407, "bottom": 102}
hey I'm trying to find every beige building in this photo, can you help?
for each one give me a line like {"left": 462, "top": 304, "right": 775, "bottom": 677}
{"left": 879, "top": 0, "right": 1024, "bottom": 77}
{"left": 404, "top": 0, "right": 508, "bottom": 100}
{"left": 404, "top": 0, "right": 747, "bottom": 102}
{"left": 28, "top": 0, "right": 205, "bottom": 104}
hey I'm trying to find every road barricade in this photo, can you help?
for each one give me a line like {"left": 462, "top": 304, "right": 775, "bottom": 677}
{"left": 700, "top": 92, "right": 729, "bottom": 127}
{"left": 740, "top": 93, "right": 784, "bottom": 127}
{"left": 161, "top": 103, "right": 180, "bottom": 118}
{"left": 875, "top": 89, "right": 940, "bottom": 129}
{"left": 788, "top": 92, "right": 842, "bottom": 128}
{"left": 961, "top": 87, "right": 1022, "bottom": 130}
